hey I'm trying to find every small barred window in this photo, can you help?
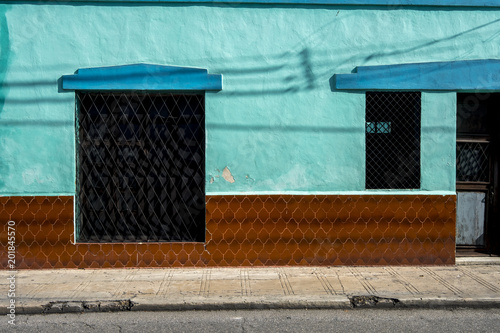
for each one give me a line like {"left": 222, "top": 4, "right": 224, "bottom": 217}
{"left": 365, "top": 92, "right": 421, "bottom": 189}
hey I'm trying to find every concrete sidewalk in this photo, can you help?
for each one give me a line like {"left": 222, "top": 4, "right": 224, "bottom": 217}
{"left": 2, "top": 258, "right": 500, "bottom": 314}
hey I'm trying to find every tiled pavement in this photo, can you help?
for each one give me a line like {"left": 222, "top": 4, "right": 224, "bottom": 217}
{"left": 1, "top": 259, "right": 500, "bottom": 314}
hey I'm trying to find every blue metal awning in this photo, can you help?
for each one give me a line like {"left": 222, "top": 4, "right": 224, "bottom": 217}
{"left": 334, "top": 59, "right": 500, "bottom": 91}
{"left": 62, "top": 64, "right": 222, "bottom": 91}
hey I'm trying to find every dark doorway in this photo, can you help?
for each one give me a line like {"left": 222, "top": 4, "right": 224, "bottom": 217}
{"left": 456, "top": 93, "right": 500, "bottom": 254}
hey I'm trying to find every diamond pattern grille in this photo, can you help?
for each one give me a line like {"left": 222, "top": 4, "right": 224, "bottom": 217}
{"left": 366, "top": 92, "right": 421, "bottom": 189}
{"left": 456, "top": 141, "right": 490, "bottom": 182}
{"left": 76, "top": 93, "right": 205, "bottom": 243}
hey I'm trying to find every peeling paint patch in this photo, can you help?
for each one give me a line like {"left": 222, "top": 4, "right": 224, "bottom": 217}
{"left": 210, "top": 176, "right": 214, "bottom": 184}
{"left": 222, "top": 167, "right": 235, "bottom": 183}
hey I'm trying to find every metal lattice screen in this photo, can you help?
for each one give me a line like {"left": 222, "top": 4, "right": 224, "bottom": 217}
{"left": 366, "top": 91, "right": 421, "bottom": 189}
{"left": 456, "top": 141, "right": 490, "bottom": 182}
{"left": 76, "top": 92, "right": 205, "bottom": 243}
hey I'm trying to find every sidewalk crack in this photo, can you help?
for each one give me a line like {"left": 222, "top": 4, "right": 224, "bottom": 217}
{"left": 113, "top": 272, "right": 136, "bottom": 297}
{"left": 420, "top": 267, "right": 463, "bottom": 295}
{"left": 349, "top": 267, "right": 377, "bottom": 295}
{"left": 278, "top": 268, "right": 294, "bottom": 296}
{"left": 240, "top": 269, "right": 251, "bottom": 296}
{"left": 336, "top": 271, "right": 345, "bottom": 295}
{"left": 158, "top": 270, "right": 174, "bottom": 297}
{"left": 386, "top": 267, "right": 420, "bottom": 295}
{"left": 314, "top": 269, "right": 337, "bottom": 295}
{"left": 458, "top": 267, "right": 500, "bottom": 293}
{"left": 199, "top": 269, "right": 211, "bottom": 297}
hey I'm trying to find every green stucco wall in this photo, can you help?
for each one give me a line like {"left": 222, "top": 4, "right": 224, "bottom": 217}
{"left": 0, "top": 3, "right": 490, "bottom": 196}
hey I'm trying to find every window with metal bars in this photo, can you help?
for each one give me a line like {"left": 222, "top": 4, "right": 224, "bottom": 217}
{"left": 365, "top": 91, "right": 421, "bottom": 189}
{"left": 76, "top": 92, "right": 205, "bottom": 242}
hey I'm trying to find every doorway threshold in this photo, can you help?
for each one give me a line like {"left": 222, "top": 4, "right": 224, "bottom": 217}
{"left": 456, "top": 248, "right": 500, "bottom": 265}
{"left": 456, "top": 256, "right": 500, "bottom": 265}
{"left": 456, "top": 247, "right": 491, "bottom": 257}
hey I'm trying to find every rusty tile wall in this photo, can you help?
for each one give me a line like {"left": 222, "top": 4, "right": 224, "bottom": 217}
{"left": 0, "top": 195, "right": 456, "bottom": 269}
{"left": 205, "top": 195, "right": 456, "bottom": 266}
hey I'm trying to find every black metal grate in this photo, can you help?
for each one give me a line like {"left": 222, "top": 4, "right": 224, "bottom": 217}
{"left": 366, "top": 92, "right": 421, "bottom": 189}
{"left": 456, "top": 141, "right": 490, "bottom": 182}
{"left": 76, "top": 92, "right": 205, "bottom": 243}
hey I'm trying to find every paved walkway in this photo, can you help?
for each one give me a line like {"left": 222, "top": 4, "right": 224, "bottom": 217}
{"left": 1, "top": 258, "right": 500, "bottom": 314}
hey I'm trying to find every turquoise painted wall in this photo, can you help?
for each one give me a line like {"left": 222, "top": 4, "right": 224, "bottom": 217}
{"left": 0, "top": 4, "right": 11, "bottom": 191}
{"left": 0, "top": 3, "right": 492, "bottom": 196}
{"left": 421, "top": 92, "right": 456, "bottom": 192}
